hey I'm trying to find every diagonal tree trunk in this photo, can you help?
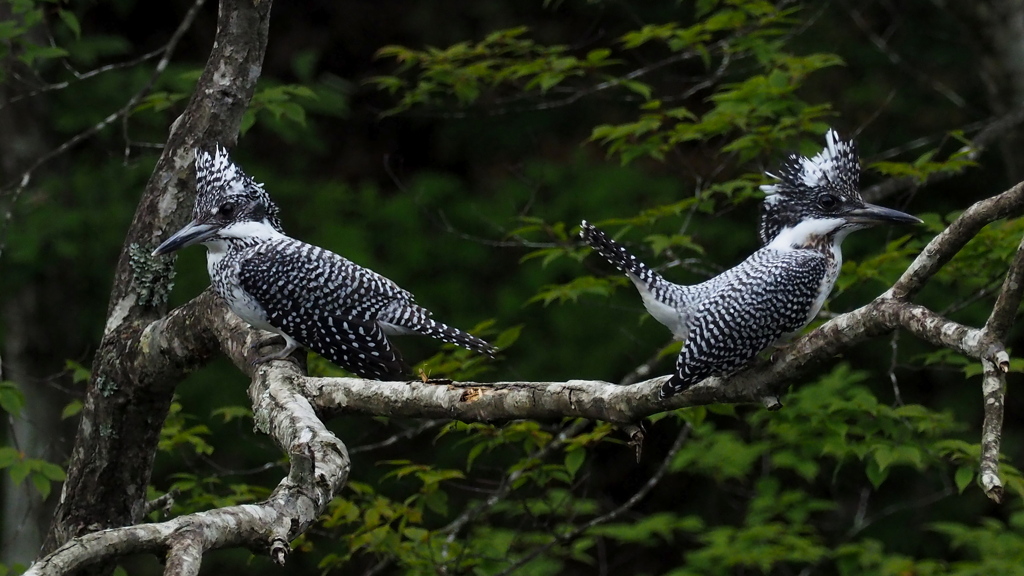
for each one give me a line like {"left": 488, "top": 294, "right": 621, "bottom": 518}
{"left": 42, "top": 0, "right": 274, "bottom": 553}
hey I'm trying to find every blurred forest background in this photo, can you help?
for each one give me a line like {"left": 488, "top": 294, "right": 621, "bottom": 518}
{"left": 3, "top": 0, "right": 1024, "bottom": 574}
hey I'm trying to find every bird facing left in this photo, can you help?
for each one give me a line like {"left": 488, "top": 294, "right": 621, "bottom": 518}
{"left": 152, "top": 146, "right": 496, "bottom": 380}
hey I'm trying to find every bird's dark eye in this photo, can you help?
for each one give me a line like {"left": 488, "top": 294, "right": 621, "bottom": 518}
{"left": 217, "top": 202, "right": 236, "bottom": 218}
{"left": 817, "top": 194, "right": 839, "bottom": 209}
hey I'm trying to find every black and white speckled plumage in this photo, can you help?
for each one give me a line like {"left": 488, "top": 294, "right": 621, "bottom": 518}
{"left": 157, "top": 146, "right": 495, "bottom": 380}
{"left": 581, "top": 129, "right": 919, "bottom": 398}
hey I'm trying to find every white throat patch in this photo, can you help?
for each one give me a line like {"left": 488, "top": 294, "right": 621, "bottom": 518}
{"left": 210, "top": 220, "right": 284, "bottom": 242}
{"left": 767, "top": 218, "right": 846, "bottom": 251}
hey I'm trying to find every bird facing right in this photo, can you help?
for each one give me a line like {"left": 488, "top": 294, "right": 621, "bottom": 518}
{"left": 581, "top": 129, "right": 921, "bottom": 398}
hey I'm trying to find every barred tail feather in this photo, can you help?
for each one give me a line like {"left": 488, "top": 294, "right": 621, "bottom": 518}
{"left": 417, "top": 318, "right": 497, "bottom": 357}
{"left": 378, "top": 306, "right": 496, "bottom": 357}
{"left": 579, "top": 220, "right": 662, "bottom": 288}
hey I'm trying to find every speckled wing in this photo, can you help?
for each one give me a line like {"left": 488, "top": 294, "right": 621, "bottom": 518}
{"left": 661, "top": 248, "right": 829, "bottom": 398}
{"left": 236, "top": 239, "right": 410, "bottom": 379}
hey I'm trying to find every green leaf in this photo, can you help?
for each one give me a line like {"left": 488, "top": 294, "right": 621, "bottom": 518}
{"left": 61, "top": 400, "right": 83, "bottom": 420}
{"left": 0, "top": 381, "right": 25, "bottom": 416}
{"left": 0, "top": 447, "right": 20, "bottom": 469}
{"left": 39, "top": 462, "right": 66, "bottom": 482}
{"left": 872, "top": 445, "right": 894, "bottom": 472}
{"left": 422, "top": 488, "right": 448, "bottom": 516}
{"left": 586, "top": 48, "right": 611, "bottom": 64}
{"left": 65, "top": 360, "right": 91, "bottom": 383}
{"left": 864, "top": 458, "right": 889, "bottom": 489}
{"left": 239, "top": 110, "right": 257, "bottom": 134}
{"left": 211, "top": 405, "right": 253, "bottom": 422}
{"left": 9, "top": 461, "right": 31, "bottom": 486}
{"left": 0, "top": 20, "right": 25, "bottom": 42}
{"left": 18, "top": 43, "right": 69, "bottom": 65}
{"left": 58, "top": 9, "right": 81, "bottom": 39}
{"left": 619, "top": 79, "right": 652, "bottom": 100}
{"left": 955, "top": 466, "right": 975, "bottom": 494}
{"left": 31, "top": 472, "right": 51, "bottom": 500}
{"left": 565, "top": 448, "right": 585, "bottom": 479}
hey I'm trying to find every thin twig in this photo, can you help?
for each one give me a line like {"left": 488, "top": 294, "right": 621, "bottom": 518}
{"left": 438, "top": 419, "right": 591, "bottom": 572}
{"left": 1, "top": 46, "right": 167, "bottom": 110}
{"left": 863, "top": 108, "right": 1024, "bottom": 203}
{"left": 494, "top": 423, "right": 691, "bottom": 576}
{"left": 144, "top": 490, "right": 180, "bottom": 516}
{"left": 348, "top": 419, "right": 445, "bottom": 455}
{"left": 846, "top": 486, "right": 955, "bottom": 538}
{"left": 888, "top": 330, "right": 903, "bottom": 406}
{"left": 0, "top": 0, "right": 207, "bottom": 262}
{"left": 618, "top": 344, "right": 673, "bottom": 386}
{"left": 844, "top": 1, "right": 967, "bottom": 108}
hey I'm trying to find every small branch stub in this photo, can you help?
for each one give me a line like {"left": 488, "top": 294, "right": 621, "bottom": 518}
{"left": 270, "top": 537, "right": 289, "bottom": 566}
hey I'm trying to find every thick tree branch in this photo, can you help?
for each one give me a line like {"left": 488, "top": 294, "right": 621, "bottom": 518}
{"left": 26, "top": 312, "right": 348, "bottom": 574}
{"left": 985, "top": 231, "right": 1024, "bottom": 340}
{"left": 878, "top": 302, "right": 1006, "bottom": 366}
{"left": 299, "top": 300, "right": 976, "bottom": 422}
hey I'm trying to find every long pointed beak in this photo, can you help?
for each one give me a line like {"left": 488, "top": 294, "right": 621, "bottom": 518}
{"left": 844, "top": 203, "right": 922, "bottom": 226}
{"left": 152, "top": 220, "right": 220, "bottom": 256}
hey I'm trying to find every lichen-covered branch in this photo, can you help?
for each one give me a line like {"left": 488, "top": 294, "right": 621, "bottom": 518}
{"left": 26, "top": 322, "right": 348, "bottom": 575}
{"left": 979, "top": 359, "right": 1006, "bottom": 503}
{"left": 300, "top": 298, "right": 1005, "bottom": 423}
{"left": 985, "top": 232, "right": 1024, "bottom": 340}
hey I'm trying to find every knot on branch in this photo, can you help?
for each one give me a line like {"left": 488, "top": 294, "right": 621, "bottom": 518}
{"left": 286, "top": 442, "right": 316, "bottom": 489}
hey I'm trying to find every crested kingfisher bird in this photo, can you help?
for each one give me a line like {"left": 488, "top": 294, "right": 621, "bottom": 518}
{"left": 581, "top": 129, "right": 920, "bottom": 397}
{"left": 153, "top": 147, "right": 495, "bottom": 379}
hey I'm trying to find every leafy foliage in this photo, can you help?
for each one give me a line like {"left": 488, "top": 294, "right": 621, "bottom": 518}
{"left": 369, "top": 27, "right": 619, "bottom": 114}
{"left": 1, "top": 1, "right": 1021, "bottom": 575}
{"left": 0, "top": 0, "right": 77, "bottom": 74}
{"left": 0, "top": 445, "right": 65, "bottom": 501}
